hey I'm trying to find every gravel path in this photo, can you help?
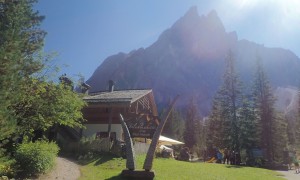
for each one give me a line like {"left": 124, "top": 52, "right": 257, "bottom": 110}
{"left": 277, "top": 170, "right": 300, "bottom": 180}
{"left": 38, "top": 157, "right": 80, "bottom": 180}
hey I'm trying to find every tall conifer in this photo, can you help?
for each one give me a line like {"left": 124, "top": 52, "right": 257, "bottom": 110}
{"left": 238, "top": 96, "right": 259, "bottom": 154}
{"left": 206, "top": 98, "right": 224, "bottom": 149}
{"left": 0, "top": 0, "right": 46, "bottom": 140}
{"left": 217, "top": 50, "right": 243, "bottom": 152}
{"left": 252, "top": 57, "right": 276, "bottom": 162}
{"left": 272, "top": 112, "right": 288, "bottom": 162}
{"left": 183, "top": 99, "right": 200, "bottom": 149}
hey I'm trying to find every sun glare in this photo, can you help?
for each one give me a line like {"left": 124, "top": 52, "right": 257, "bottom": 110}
{"left": 234, "top": 0, "right": 259, "bottom": 9}
{"left": 222, "top": 0, "right": 300, "bottom": 31}
{"left": 280, "top": 0, "right": 300, "bottom": 20}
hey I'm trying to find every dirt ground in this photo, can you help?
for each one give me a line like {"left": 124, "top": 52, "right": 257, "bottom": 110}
{"left": 38, "top": 157, "right": 80, "bottom": 180}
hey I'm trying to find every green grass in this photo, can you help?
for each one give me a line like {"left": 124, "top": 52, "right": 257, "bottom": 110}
{"left": 79, "top": 154, "right": 285, "bottom": 180}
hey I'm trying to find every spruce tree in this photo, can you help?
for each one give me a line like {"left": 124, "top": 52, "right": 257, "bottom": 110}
{"left": 162, "top": 108, "right": 185, "bottom": 140}
{"left": 252, "top": 57, "right": 276, "bottom": 162}
{"left": 192, "top": 108, "right": 207, "bottom": 158}
{"left": 285, "top": 110, "right": 298, "bottom": 148}
{"left": 296, "top": 90, "right": 300, "bottom": 147}
{"left": 0, "top": 0, "right": 46, "bottom": 140}
{"left": 238, "top": 96, "right": 259, "bottom": 155}
{"left": 272, "top": 112, "right": 288, "bottom": 162}
{"left": 206, "top": 98, "right": 224, "bottom": 149}
{"left": 217, "top": 50, "right": 243, "bottom": 152}
{"left": 183, "top": 99, "right": 200, "bottom": 149}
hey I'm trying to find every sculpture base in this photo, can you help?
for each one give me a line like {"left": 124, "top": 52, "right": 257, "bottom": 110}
{"left": 121, "top": 169, "right": 155, "bottom": 180}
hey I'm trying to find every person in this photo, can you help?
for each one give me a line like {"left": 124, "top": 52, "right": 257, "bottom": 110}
{"left": 223, "top": 148, "right": 230, "bottom": 164}
{"left": 235, "top": 151, "right": 241, "bottom": 165}
{"left": 230, "top": 150, "right": 236, "bottom": 165}
{"left": 161, "top": 147, "right": 174, "bottom": 158}
{"left": 216, "top": 149, "right": 223, "bottom": 163}
{"left": 292, "top": 154, "right": 299, "bottom": 174}
{"left": 179, "top": 147, "right": 190, "bottom": 161}
{"left": 162, "top": 147, "right": 168, "bottom": 158}
{"left": 282, "top": 150, "right": 290, "bottom": 169}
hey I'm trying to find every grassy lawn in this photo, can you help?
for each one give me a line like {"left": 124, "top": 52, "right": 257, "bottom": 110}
{"left": 79, "top": 154, "right": 285, "bottom": 180}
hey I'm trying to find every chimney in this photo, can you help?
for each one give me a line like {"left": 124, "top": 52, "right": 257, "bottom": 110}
{"left": 81, "top": 82, "right": 91, "bottom": 94}
{"left": 108, "top": 80, "right": 115, "bottom": 92}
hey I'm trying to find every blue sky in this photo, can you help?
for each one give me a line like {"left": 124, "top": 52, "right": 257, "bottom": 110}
{"left": 37, "top": 0, "right": 300, "bottom": 80}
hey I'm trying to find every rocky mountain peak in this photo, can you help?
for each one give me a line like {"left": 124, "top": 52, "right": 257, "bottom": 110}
{"left": 173, "top": 8, "right": 224, "bottom": 32}
{"left": 206, "top": 9, "right": 225, "bottom": 32}
{"left": 86, "top": 7, "right": 300, "bottom": 115}
{"left": 183, "top": 6, "right": 199, "bottom": 19}
{"left": 164, "top": 8, "right": 233, "bottom": 59}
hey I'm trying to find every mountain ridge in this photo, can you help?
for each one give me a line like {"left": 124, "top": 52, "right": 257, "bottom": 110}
{"left": 86, "top": 7, "right": 300, "bottom": 115}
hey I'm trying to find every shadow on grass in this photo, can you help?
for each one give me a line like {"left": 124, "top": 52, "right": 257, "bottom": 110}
{"left": 77, "top": 155, "right": 101, "bottom": 165}
{"left": 94, "top": 154, "right": 117, "bottom": 166}
{"left": 77, "top": 153, "right": 117, "bottom": 166}
{"left": 225, "top": 165, "right": 245, "bottom": 169}
{"left": 104, "top": 174, "right": 124, "bottom": 180}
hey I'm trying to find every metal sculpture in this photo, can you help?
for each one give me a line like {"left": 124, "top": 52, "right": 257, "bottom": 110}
{"left": 143, "top": 95, "right": 179, "bottom": 171}
{"left": 119, "top": 114, "right": 136, "bottom": 170}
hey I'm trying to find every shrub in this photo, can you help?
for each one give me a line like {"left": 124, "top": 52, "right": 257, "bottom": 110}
{"left": 15, "top": 141, "right": 59, "bottom": 177}
{"left": 0, "top": 158, "right": 16, "bottom": 178}
{"left": 60, "top": 135, "right": 110, "bottom": 158}
{"left": 0, "top": 148, "right": 16, "bottom": 178}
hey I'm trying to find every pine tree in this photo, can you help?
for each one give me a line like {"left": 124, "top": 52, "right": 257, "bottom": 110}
{"left": 206, "top": 98, "right": 224, "bottom": 149}
{"left": 194, "top": 115, "right": 207, "bottom": 158}
{"left": 272, "top": 112, "right": 288, "bottom": 162}
{"left": 183, "top": 99, "right": 200, "bottom": 149}
{"left": 162, "top": 107, "right": 185, "bottom": 140}
{"left": 285, "top": 109, "right": 298, "bottom": 148}
{"left": 238, "top": 96, "right": 259, "bottom": 154}
{"left": 217, "top": 50, "right": 243, "bottom": 152}
{"left": 0, "top": 0, "right": 46, "bottom": 140}
{"left": 252, "top": 57, "right": 276, "bottom": 162}
{"left": 296, "top": 90, "right": 300, "bottom": 147}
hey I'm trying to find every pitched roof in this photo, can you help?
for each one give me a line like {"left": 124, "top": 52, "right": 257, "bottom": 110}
{"left": 83, "top": 89, "right": 152, "bottom": 104}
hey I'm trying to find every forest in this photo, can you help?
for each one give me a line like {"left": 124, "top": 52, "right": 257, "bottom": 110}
{"left": 162, "top": 50, "right": 300, "bottom": 166}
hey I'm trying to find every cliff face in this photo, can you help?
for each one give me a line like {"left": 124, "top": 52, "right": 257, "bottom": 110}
{"left": 86, "top": 7, "right": 300, "bottom": 115}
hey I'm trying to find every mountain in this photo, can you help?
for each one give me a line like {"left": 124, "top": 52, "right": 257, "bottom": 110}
{"left": 86, "top": 7, "right": 300, "bottom": 115}
{"left": 274, "top": 87, "right": 299, "bottom": 138}
{"left": 274, "top": 87, "right": 298, "bottom": 115}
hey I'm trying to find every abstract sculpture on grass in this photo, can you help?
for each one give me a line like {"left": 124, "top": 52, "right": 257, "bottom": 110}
{"left": 120, "top": 95, "right": 179, "bottom": 175}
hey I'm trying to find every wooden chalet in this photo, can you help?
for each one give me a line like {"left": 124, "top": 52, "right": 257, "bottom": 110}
{"left": 82, "top": 82, "right": 158, "bottom": 140}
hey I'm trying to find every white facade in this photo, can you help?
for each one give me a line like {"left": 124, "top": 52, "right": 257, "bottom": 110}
{"left": 83, "top": 124, "right": 123, "bottom": 140}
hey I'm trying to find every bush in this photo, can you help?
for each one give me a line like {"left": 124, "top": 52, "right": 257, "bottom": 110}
{"left": 15, "top": 141, "right": 59, "bottom": 177}
{"left": 0, "top": 158, "right": 16, "bottom": 178}
{"left": 60, "top": 135, "right": 110, "bottom": 158}
{"left": 0, "top": 148, "right": 16, "bottom": 178}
